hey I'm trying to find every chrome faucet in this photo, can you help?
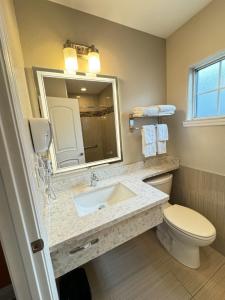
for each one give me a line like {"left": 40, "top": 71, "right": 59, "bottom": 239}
{"left": 90, "top": 171, "right": 99, "bottom": 187}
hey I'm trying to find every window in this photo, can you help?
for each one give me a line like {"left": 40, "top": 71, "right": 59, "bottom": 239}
{"left": 184, "top": 55, "right": 225, "bottom": 127}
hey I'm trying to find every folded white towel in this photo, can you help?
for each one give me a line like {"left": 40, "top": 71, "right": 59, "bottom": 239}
{"left": 158, "top": 105, "right": 176, "bottom": 113}
{"left": 133, "top": 106, "right": 159, "bottom": 116}
{"left": 133, "top": 107, "right": 146, "bottom": 112}
{"left": 159, "top": 112, "right": 174, "bottom": 116}
{"left": 133, "top": 106, "right": 159, "bottom": 112}
{"left": 141, "top": 125, "right": 157, "bottom": 157}
{"left": 132, "top": 105, "right": 175, "bottom": 116}
{"left": 157, "top": 124, "right": 168, "bottom": 141}
{"left": 157, "top": 141, "right": 167, "bottom": 154}
{"left": 145, "top": 107, "right": 160, "bottom": 116}
{"left": 133, "top": 113, "right": 145, "bottom": 117}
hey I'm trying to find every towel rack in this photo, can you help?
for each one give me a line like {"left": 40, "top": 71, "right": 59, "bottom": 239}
{"left": 129, "top": 112, "right": 174, "bottom": 131}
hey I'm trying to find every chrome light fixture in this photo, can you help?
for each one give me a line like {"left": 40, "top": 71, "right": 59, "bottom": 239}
{"left": 63, "top": 40, "right": 101, "bottom": 74}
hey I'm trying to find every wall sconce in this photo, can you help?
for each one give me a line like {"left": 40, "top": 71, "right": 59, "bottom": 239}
{"left": 63, "top": 40, "right": 101, "bottom": 74}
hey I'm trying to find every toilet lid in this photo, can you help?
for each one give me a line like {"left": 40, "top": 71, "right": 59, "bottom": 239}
{"left": 164, "top": 205, "right": 216, "bottom": 238}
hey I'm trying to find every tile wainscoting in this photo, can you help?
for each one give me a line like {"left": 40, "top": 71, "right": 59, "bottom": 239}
{"left": 171, "top": 166, "right": 225, "bottom": 256}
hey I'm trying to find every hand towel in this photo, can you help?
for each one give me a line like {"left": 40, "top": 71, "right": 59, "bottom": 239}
{"left": 141, "top": 125, "right": 156, "bottom": 157}
{"left": 156, "top": 124, "right": 168, "bottom": 141}
{"left": 142, "top": 132, "right": 157, "bottom": 157}
{"left": 157, "top": 141, "right": 167, "bottom": 154}
{"left": 142, "top": 125, "right": 156, "bottom": 144}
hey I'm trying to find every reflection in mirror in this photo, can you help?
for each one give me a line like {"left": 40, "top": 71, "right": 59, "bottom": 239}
{"left": 36, "top": 72, "right": 122, "bottom": 173}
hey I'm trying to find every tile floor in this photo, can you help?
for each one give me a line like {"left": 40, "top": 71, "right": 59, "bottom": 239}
{"left": 84, "top": 229, "right": 225, "bottom": 300}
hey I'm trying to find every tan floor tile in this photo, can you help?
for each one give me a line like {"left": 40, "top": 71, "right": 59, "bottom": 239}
{"left": 168, "top": 246, "right": 225, "bottom": 295}
{"left": 193, "top": 264, "right": 225, "bottom": 300}
{"left": 85, "top": 230, "right": 171, "bottom": 292}
{"left": 107, "top": 268, "right": 191, "bottom": 300}
{"left": 84, "top": 230, "right": 225, "bottom": 300}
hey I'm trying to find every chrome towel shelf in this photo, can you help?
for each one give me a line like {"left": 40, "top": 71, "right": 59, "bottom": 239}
{"left": 129, "top": 112, "right": 175, "bottom": 131}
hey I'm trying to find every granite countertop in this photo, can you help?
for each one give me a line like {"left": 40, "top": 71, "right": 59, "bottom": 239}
{"left": 46, "top": 157, "right": 179, "bottom": 253}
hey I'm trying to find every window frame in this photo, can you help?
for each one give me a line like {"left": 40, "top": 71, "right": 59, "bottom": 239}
{"left": 184, "top": 53, "right": 225, "bottom": 127}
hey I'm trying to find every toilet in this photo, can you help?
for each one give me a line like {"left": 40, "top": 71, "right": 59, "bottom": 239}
{"left": 146, "top": 173, "right": 216, "bottom": 269}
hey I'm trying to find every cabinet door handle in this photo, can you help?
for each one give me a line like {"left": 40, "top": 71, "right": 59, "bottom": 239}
{"left": 69, "top": 238, "right": 99, "bottom": 255}
{"left": 90, "top": 238, "right": 99, "bottom": 245}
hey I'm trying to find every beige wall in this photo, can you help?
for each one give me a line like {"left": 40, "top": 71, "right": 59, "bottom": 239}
{"left": 14, "top": 0, "right": 166, "bottom": 165}
{"left": 44, "top": 77, "right": 67, "bottom": 98}
{"left": 167, "top": 0, "right": 225, "bottom": 175}
{"left": 167, "top": 0, "right": 225, "bottom": 255}
{"left": 172, "top": 166, "right": 225, "bottom": 255}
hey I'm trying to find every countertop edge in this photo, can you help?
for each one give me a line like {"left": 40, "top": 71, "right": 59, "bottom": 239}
{"left": 48, "top": 163, "right": 178, "bottom": 253}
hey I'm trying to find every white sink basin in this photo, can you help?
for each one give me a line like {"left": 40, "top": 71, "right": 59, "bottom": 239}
{"left": 74, "top": 183, "right": 136, "bottom": 217}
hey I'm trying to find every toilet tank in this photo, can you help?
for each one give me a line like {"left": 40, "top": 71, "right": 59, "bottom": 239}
{"left": 145, "top": 173, "right": 173, "bottom": 196}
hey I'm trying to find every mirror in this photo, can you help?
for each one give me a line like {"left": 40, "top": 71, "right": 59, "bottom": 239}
{"left": 36, "top": 71, "right": 122, "bottom": 173}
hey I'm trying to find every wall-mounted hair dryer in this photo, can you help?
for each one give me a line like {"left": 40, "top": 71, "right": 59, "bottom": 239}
{"left": 29, "top": 118, "right": 52, "bottom": 154}
{"left": 29, "top": 118, "right": 56, "bottom": 200}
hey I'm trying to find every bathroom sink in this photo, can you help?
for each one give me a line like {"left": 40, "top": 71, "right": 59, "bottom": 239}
{"left": 74, "top": 183, "right": 136, "bottom": 217}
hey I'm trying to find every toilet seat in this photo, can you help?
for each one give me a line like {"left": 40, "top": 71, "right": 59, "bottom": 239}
{"left": 163, "top": 204, "right": 216, "bottom": 239}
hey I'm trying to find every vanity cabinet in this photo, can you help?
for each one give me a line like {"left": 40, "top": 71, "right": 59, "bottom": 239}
{"left": 51, "top": 205, "right": 162, "bottom": 278}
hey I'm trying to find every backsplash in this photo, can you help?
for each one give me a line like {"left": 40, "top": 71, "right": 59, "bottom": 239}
{"left": 172, "top": 166, "right": 225, "bottom": 256}
{"left": 51, "top": 155, "right": 179, "bottom": 192}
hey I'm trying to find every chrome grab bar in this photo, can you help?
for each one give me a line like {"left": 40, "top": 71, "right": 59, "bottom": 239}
{"left": 84, "top": 144, "right": 98, "bottom": 150}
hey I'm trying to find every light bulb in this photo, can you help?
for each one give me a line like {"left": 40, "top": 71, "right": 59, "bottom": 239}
{"left": 63, "top": 40, "right": 78, "bottom": 74}
{"left": 88, "top": 45, "right": 101, "bottom": 74}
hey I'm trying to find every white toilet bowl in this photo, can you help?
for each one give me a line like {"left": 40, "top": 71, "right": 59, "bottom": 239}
{"left": 146, "top": 174, "right": 216, "bottom": 269}
{"left": 157, "top": 204, "right": 216, "bottom": 268}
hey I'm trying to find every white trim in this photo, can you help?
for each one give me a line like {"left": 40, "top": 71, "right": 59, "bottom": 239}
{"left": 0, "top": 3, "right": 58, "bottom": 300}
{"left": 36, "top": 71, "right": 122, "bottom": 174}
{"left": 0, "top": 171, "right": 32, "bottom": 300}
{"left": 183, "top": 117, "right": 225, "bottom": 127}
{"left": 186, "top": 51, "right": 225, "bottom": 123}
{"left": 191, "top": 49, "right": 225, "bottom": 70}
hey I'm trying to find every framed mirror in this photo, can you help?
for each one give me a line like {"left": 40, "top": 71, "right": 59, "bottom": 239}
{"left": 36, "top": 71, "right": 122, "bottom": 173}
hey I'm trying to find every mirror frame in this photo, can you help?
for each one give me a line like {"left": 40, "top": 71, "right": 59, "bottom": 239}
{"left": 36, "top": 71, "right": 122, "bottom": 174}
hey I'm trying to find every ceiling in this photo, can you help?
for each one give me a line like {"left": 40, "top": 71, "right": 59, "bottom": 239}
{"left": 66, "top": 79, "right": 110, "bottom": 95}
{"left": 49, "top": 0, "right": 212, "bottom": 38}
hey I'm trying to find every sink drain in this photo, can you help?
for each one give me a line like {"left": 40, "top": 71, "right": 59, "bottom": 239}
{"left": 98, "top": 204, "right": 106, "bottom": 210}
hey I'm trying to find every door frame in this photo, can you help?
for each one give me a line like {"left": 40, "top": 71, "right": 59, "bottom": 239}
{"left": 0, "top": 4, "right": 58, "bottom": 300}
